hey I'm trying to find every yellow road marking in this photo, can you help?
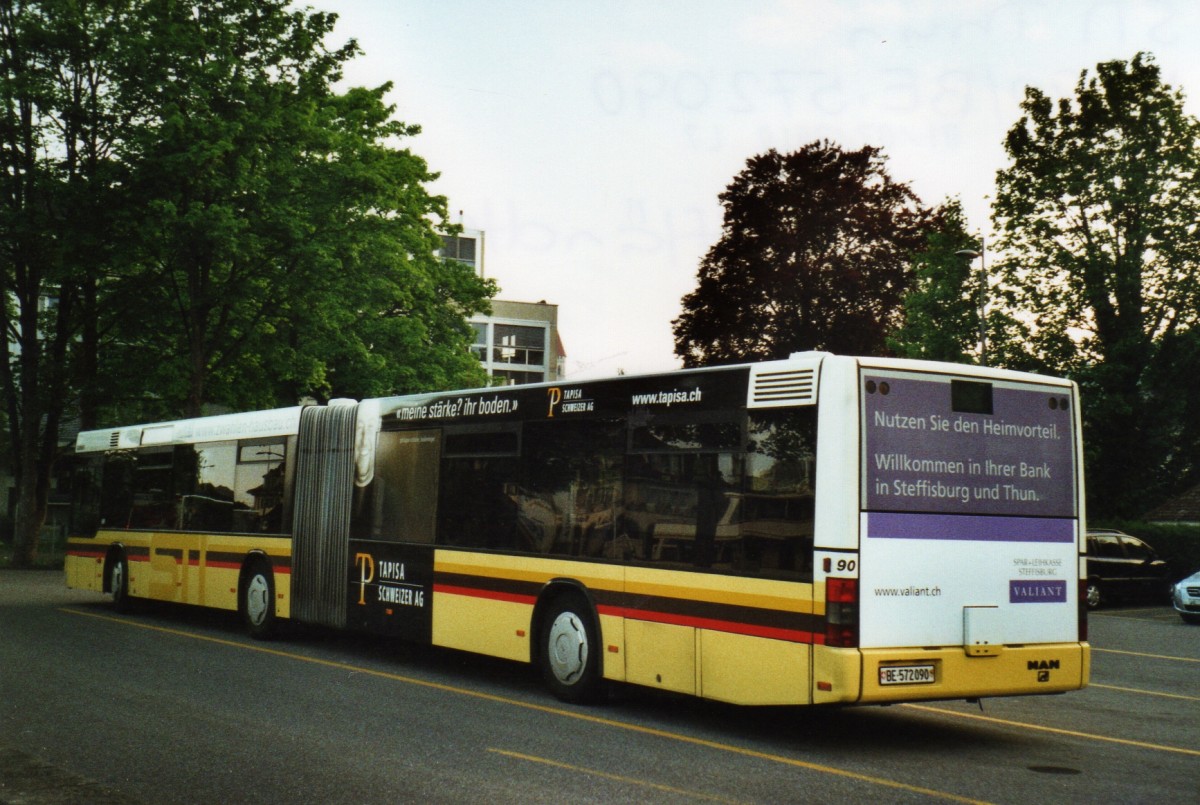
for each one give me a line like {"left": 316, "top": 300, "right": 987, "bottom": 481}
{"left": 1089, "top": 683, "right": 1200, "bottom": 702}
{"left": 1092, "top": 647, "right": 1200, "bottom": 663}
{"left": 902, "top": 704, "right": 1200, "bottom": 757}
{"left": 488, "top": 749, "right": 746, "bottom": 804}
{"left": 62, "top": 607, "right": 987, "bottom": 804}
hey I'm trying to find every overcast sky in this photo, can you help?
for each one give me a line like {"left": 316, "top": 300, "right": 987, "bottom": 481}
{"left": 312, "top": 1, "right": 1200, "bottom": 379}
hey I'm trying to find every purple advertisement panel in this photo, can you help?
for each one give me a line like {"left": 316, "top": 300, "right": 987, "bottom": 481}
{"left": 866, "top": 512, "right": 1074, "bottom": 542}
{"left": 863, "top": 373, "right": 1076, "bottom": 518}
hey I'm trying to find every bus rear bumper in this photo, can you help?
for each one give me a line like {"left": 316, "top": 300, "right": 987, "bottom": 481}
{"left": 854, "top": 642, "right": 1090, "bottom": 704}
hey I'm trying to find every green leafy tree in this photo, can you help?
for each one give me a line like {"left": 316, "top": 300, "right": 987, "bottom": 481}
{"left": 107, "top": 1, "right": 491, "bottom": 418}
{"left": 888, "top": 198, "right": 982, "bottom": 363}
{"left": 993, "top": 52, "right": 1200, "bottom": 516}
{"left": 0, "top": 1, "right": 493, "bottom": 564}
{"left": 674, "top": 142, "right": 934, "bottom": 366}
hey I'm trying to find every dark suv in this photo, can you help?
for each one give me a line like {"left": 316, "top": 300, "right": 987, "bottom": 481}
{"left": 1085, "top": 529, "right": 1172, "bottom": 609}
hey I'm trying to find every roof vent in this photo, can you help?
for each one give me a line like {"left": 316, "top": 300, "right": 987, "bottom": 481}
{"left": 750, "top": 367, "right": 816, "bottom": 407}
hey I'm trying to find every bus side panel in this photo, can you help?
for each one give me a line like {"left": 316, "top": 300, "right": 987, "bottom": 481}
{"left": 65, "top": 538, "right": 108, "bottom": 592}
{"left": 433, "top": 593, "right": 532, "bottom": 663}
{"left": 813, "top": 356, "right": 861, "bottom": 552}
{"left": 699, "top": 630, "right": 810, "bottom": 705}
{"left": 625, "top": 620, "right": 696, "bottom": 695}
{"left": 65, "top": 530, "right": 292, "bottom": 620}
{"left": 812, "top": 645, "right": 864, "bottom": 704}
{"left": 624, "top": 566, "right": 818, "bottom": 704}
{"left": 430, "top": 551, "right": 625, "bottom": 669}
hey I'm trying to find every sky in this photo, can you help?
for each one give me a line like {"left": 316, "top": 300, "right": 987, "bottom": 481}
{"left": 312, "top": 1, "right": 1200, "bottom": 380}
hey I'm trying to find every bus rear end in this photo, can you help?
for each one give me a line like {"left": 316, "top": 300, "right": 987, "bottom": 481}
{"left": 814, "top": 358, "right": 1088, "bottom": 704}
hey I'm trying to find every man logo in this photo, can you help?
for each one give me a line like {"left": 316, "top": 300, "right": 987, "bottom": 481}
{"left": 1028, "top": 659, "right": 1059, "bottom": 682}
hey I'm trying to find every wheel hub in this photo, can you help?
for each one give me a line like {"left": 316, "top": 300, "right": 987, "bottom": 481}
{"left": 547, "top": 612, "right": 588, "bottom": 685}
{"left": 246, "top": 574, "right": 270, "bottom": 626}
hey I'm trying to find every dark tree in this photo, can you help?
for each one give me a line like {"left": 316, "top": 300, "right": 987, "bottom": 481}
{"left": 673, "top": 142, "right": 934, "bottom": 366}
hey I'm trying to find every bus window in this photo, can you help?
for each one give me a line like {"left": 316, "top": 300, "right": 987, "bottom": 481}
{"left": 352, "top": 431, "right": 440, "bottom": 542}
{"left": 122, "top": 447, "right": 177, "bottom": 529}
{"left": 740, "top": 409, "right": 816, "bottom": 581}
{"left": 521, "top": 420, "right": 624, "bottom": 558}
{"left": 438, "top": 426, "right": 520, "bottom": 550}
{"left": 624, "top": 409, "right": 815, "bottom": 580}
{"left": 69, "top": 456, "right": 103, "bottom": 538}
{"left": 233, "top": 440, "right": 287, "bottom": 533}
{"left": 182, "top": 442, "right": 236, "bottom": 532}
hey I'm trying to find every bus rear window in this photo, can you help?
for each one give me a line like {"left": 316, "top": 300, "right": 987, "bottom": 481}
{"left": 951, "top": 380, "right": 993, "bottom": 414}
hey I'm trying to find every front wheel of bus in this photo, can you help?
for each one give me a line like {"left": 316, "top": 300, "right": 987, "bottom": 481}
{"left": 539, "top": 595, "right": 604, "bottom": 704}
{"left": 241, "top": 560, "right": 277, "bottom": 640}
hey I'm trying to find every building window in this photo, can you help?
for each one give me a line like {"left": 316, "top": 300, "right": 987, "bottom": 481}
{"left": 493, "top": 370, "right": 543, "bottom": 386}
{"left": 469, "top": 322, "right": 487, "bottom": 361}
{"left": 493, "top": 324, "right": 545, "bottom": 367}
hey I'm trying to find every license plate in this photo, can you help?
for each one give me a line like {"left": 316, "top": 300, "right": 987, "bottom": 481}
{"left": 878, "top": 664, "right": 935, "bottom": 685}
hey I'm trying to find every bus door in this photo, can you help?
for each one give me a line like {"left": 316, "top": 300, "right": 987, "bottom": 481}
{"left": 346, "top": 428, "right": 441, "bottom": 641}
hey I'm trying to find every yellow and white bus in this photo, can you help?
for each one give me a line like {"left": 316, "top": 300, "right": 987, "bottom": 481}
{"left": 65, "top": 352, "right": 1089, "bottom": 705}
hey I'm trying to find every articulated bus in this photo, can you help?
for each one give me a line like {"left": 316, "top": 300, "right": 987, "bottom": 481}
{"left": 65, "top": 353, "right": 1089, "bottom": 705}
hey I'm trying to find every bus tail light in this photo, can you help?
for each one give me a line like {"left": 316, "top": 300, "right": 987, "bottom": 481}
{"left": 825, "top": 577, "right": 859, "bottom": 647}
{"left": 1078, "top": 579, "right": 1088, "bottom": 642}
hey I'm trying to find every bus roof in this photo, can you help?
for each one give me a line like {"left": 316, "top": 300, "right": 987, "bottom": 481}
{"left": 75, "top": 407, "right": 304, "bottom": 453}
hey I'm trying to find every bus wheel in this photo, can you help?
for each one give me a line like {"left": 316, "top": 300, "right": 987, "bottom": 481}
{"left": 1086, "top": 580, "right": 1103, "bottom": 609}
{"left": 241, "top": 560, "right": 277, "bottom": 640}
{"left": 539, "top": 594, "right": 604, "bottom": 704}
{"left": 108, "top": 551, "right": 131, "bottom": 613}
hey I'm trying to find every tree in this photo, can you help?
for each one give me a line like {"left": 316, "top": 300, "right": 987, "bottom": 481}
{"left": 673, "top": 142, "right": 934, "bottom": 366}
{"left": 888, "top": 198, "right": 982, "bottom": 363}
{"left": 106, "top": 1, "right": 491, "bottom": 418}
{"left": 0, "top": 1, "right": 494, "bottom": 565}
{"left": 0, "top": 0, "right": 130, "bottom": 566}
{"left": 993, "top": 52, "right": 1200, "bottom": 516}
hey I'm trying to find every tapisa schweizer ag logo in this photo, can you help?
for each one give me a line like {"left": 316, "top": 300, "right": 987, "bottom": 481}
{"left": 546, "top": 387, "right": 594, "bottom": 417}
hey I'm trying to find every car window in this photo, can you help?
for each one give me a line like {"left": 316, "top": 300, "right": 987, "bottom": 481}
{"left": 1089, "top": 535, "right": 1123, "bottom": 558}
{"left": 1121, "top": 536, "right": 1154, "bottom": 561}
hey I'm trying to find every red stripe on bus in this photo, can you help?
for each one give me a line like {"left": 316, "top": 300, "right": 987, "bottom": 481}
{"left": 434, "top": 583, "right": 536, "bottom": 606}
{"left": 618, "top": 607, "right": 818, "bottom": 644}
{"left": 436, "top": 589, "right": 820, "bottom": 645}
{"left": 66, "top": 549, "right": 105, "bottom": 559}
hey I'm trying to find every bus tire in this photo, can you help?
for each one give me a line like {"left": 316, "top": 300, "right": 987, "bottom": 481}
{"left": 108, "top": 550, "right": 132, "bottom": 613}
{"left": 539, "top": 593, "right": 605, "bottom": 704}
{"left": 240, "top": 559, "right": 277, "bottom": 640}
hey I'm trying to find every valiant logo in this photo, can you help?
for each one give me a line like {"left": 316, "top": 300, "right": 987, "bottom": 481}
{"left": 1009, "top": 579, "right": 1067, "bottom": 603}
